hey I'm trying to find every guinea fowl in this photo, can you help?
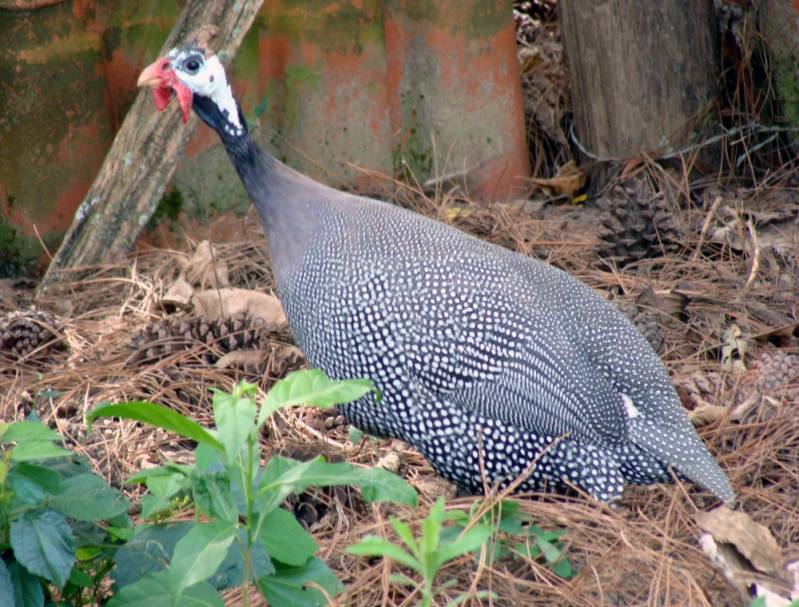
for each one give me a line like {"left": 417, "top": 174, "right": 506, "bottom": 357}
{"left": 137, "top": 43, "right": 734, "bottom": 505}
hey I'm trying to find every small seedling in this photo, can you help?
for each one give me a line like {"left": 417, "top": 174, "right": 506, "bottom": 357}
{"left": 347, "top": 496, "right": 494, "bottom": 607}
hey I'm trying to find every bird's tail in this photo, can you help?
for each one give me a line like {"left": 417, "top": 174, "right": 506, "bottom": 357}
{"left": 629, "top": 417, "right": 735, "bottom": 505}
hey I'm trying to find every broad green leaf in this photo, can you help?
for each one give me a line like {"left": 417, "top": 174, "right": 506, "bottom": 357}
{"left": 108, "top": 571, "right": 223, "bottom": 607}
{"left": 169, "top": 521, "right": 237, "bottom": 594}
{"left": 67, "top": 567, "right": 93, "bottom": 588}
{"left": 49, "top": 473, "right": 129, "bottom": 521}
{"left": 10, "top": 510, "right": 75, "bottom": 588}
{"left": 2, "top": 421, "right": 61, "bottom": 443}
{"left": 434, "top": 524, "right": 493, "bottom": 568}
{"left": 212, "top": 389, "right": 257, "bottom": 463}
{"left": 112, "top": 523, "right": 195, "bottom": 589}
{"left": 86, "top": 402, "right": 223, "bottom": 451}
{"left": 257, "top": 507, "right": 317, "bottom": 566}
{"left": 10, "top": 441, "right": 72, "bottom": 462}
{"left": 257, "top": 456, "right": 417, "bottom": 513}
{"left": 127, "top": 463, "right": 192, "bottom": 485}
{"left": 8, "top": 561, "right": 43, "bottom": 607}
{"left": 346, "top": 536, "right": 420, "bottom": 571}
{"left": 192, "top": 473, "right": 239, "bottom": 524}
{"left": 7, "top": 463, "right": 61, "bottom": 507}
{"left": 258, "top": 557, "right": 342, "bottom": 607}
{"left": 258, "top": 369, "right": 375, "bottom": 427}
{"left": 0, "top": 559, "right": 15, "bottom": 607}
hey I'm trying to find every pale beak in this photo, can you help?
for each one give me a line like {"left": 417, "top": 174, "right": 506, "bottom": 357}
{"left": 137, "top": 60, "right": 166, "bottom": 88}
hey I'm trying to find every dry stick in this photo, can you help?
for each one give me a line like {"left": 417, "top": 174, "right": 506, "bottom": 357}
{"left": 742, "top": 218, "right": 761, "bottom": 293}
{"left": 38, "top": 0, "right": 266, "bottom": 295}
{"left": 691, "top": 195, "right": 723, "bottom": 261}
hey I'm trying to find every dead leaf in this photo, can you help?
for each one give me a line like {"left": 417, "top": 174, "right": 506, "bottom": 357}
{"left": 376, "top": 450, "right": 402, "bottom": 474}
{"left": 192, "top": 288, "right": 287, "bottom": 330}
{"left": 528, "top": 160, "right": 585, "bottom": 198}
{"left": 689, "top": 403, "right": 729, "bottom": 427}
{"left": 183, "top": 240, "right": 229, "bottom": 289}
{"left": 215, "top": 350, "right": 265, "bottom": 372}
{"left": 698, "top": 507, "right": 793, "bottom": 604}
{"left": 698, "top": 507, "right": 785, "bottom": 575}
{"left": 722, "top": 324, "right": 750, "bottom": 373}
{"left": 153, "top": 274, "right": 194, "bottom": 313}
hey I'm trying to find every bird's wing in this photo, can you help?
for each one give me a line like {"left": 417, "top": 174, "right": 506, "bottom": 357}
{"left": 385, "top": 256, "right": 628, "bottom": 446}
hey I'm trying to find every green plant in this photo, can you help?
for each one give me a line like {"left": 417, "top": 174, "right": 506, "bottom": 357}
{"left": 348, "top": 497, "right": 574, "bottom": 606}
{"left": 87, "top": 370, "right": 418, "bottom": 607}
{"left": 0, "top": 417, "right": 131, "bottom": 606}
{"left": 347, "top": 496, "right": 494, "bottom": 607}
{"left": 444, "top": 499, "right": 574, "bottom": 578}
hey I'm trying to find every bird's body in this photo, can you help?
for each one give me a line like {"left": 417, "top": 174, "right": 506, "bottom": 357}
{"left": 138, "top": 43, "right": 734, "bottom": 504}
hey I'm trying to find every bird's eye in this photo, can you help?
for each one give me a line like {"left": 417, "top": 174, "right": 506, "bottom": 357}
{"left": 185, "top": 58, "right": 201, "bottom": 74}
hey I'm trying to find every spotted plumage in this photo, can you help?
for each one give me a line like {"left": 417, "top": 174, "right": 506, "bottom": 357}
{"left": 138, "top": 44, "right": 734, "bottom": 505}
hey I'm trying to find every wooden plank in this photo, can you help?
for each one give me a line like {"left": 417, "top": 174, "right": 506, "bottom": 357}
{"left": 38, "top": 0, "right": 265, "bottom": 293}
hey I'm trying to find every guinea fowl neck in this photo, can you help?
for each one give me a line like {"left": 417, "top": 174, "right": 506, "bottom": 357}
{"left": 192, "top": 94, "right": 320, "bottom": 279}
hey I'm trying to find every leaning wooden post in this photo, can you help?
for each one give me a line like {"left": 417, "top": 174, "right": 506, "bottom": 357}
{"left": 38, "top": 0, "right": 265, "bottom": 295}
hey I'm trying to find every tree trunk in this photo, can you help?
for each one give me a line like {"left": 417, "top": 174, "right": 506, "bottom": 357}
{"left": 760, "top": 0, "right": 799, "bottom": 151}
{"left": 560, "top": 0, "right": 719, "bottom": 164}
{"left": 37, "top": 0, "right": 264, "bottom": 294}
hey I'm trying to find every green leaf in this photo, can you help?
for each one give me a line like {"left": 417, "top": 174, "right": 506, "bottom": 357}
{"left": 258, "top": 369, "right": 376, "bottom": 427}
{"left": 389, "top": 518, "right": 419, "bottom": 556}
{"left": 7, "top": 463, "right": 61, "bottom": 507}
{"left": 108, "top": 571, "right": 223, "bottom": 607}
{"left": 0, "top": 559, "right": 15, "bottom": 607}
{"left": 348, "top": 427, "right": 364, "bottom": 445}
{"left": 169, "top": 521, "right": 237, "bottom": 594}
{"left": 435, "top": 524, "right": 492, "bottom": 568}
{"left": 192, "top": 473, "right": 239, "bottom": 524}
{"left": 10, "top": 441, "right": 72, "bottom": 462}
{"left": 127, "top": 463, "right": 192, "bottom": 485}
{"left": 259, "top": 557, "right": 342, "bottom": 607}
{"left": 420, "top": 497, "right": 444, "bottom": 557}
{"left": 2, "top": 421, "right": 61, "bottom": 443}
{"left": 346, "top": 536, "right": 420, "bottom": 571}
{"left": 257, "top": 456, "right": 417, "bottom": 513}
{"left": 86, "top": 402, "right": 223, "bottom": 451}
{"left": 212, "top": 389, "right": 257, "bottom": 463}
{"left": 49, "top": 473, "right": 129, "bottom": 521}
{"left": 536, "top": 536, "right": 564, "bottom": 564}
{"left": 8, "top": 561, "right": 44, "bottom": 607}
{"left": 112, "top": 522, "right": 194, "bottom": 589}
{"left": 257, "top": 507, "right": 318, "bottom": 566}
{"left": 551, "top": 556, "right": 574, "bottom": 579}
{"left": 10, "top": 510, "right": 76, "bottom": 588}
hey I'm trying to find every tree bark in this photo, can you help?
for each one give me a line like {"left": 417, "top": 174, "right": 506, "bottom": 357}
{"left": 38, "top": 0, "right": 264, "bottom": 294}
{"left": 560, "top": 0, "right": 719, "bottom": 163}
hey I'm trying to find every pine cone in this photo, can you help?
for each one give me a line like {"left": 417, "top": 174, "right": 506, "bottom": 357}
{"left": 596, "top": 179, "right": 683, "bottom": 268}
{"left": 614, "top": 299, "right": 666, "bottom": 355}
{"left": 752, "top": 350, "right": 799, "bottom": 399}
{"left": 129, "top": 312, "right": 282, "bottom": 366}
{"left": 0, "top": 309, "right": 65, "bottom": 365}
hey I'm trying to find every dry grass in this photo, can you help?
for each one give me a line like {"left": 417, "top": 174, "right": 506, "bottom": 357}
{"left": 2, "top": 171, "right": 797, "bottom": 606}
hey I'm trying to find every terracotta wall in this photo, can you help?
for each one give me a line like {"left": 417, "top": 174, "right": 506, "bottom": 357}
{"left": 0, "top": 0, "right": 530, "bottom": 254}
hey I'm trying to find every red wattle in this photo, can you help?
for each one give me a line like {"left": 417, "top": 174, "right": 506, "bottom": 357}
{"left": 152, "top": 87, "right": 172, "bottom": 111}
{"left": 174, "top": 82, "right": 192, "bottom": 124}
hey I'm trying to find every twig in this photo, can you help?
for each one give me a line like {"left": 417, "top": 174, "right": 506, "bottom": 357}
{"left": 692, "top": 195, "right": 723, "bottom": 260}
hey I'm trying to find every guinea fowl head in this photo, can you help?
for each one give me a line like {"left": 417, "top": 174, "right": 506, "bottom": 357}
{"left": 137, "top": 43, "right": 245, "bottom": 138}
